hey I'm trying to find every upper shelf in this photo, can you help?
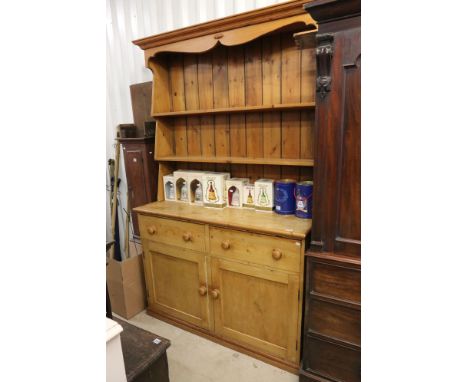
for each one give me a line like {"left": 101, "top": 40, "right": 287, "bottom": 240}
{"left": 155, "top": 156, "right": 314, "bottom": 167}
{"left": 154, "top": 102, "right": 315, "bottom": 118}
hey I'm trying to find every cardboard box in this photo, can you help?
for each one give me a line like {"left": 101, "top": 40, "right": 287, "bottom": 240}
{"left": 226, "top": 178, "right": 249, "bottom": 208}
{"left": 202, "top": 172, "right": 229, "bottom": 208}
{"left": 163, "top": 174, "right": 176, "bottom": 201}
{"left": 255, "top": 179, "right": 275, "bottom": 211}
{"left": 243, "top": 183, "right": 255, "bottom": 208}
{"left": 173, "top": 170, "right": 192, "bottom": 203}
{"left": 107, "top": 249, "right": 147, "bottom": 319}
{"left": 188, "top": 171, "right": 206, "bottom": 205}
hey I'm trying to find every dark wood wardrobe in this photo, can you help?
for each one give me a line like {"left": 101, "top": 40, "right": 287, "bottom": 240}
{"left": 298, "top": 1, "right": 361, "bottom": 381}
{"left": 120, "top": 137, "right": 157, "bottom": 238}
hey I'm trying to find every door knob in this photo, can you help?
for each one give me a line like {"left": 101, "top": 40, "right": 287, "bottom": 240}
{"left": 183, "top": 232, "right": 192, "bottom": 242}
{"left": 198, "top": 286, "right": 207, "bottom": 296}
{"left": 147, "top": 226, "right": 156, "bottom": 235}
{"left": 221, "top": 240, "right": 230, "bottom": 250}
{"left": 272, "top": 248, "right": 282, "bottom": 260}
{"left": 210, "top": 289, "right": 220, "bottom": 299}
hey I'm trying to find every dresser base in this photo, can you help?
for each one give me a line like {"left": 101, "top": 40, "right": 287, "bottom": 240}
{"left": 146, "top": 308, "right": 299, "bottom": 375}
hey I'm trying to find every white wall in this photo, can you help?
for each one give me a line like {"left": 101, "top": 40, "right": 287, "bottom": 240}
{"left": 106, "top": 0, "right": 286, "bottom": 249}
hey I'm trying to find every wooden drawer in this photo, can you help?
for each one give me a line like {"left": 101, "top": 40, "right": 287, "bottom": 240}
{"left": 309, "top": 259, "right": 360, "bottom": 303}
{"left": 139, "top": 214, "right": 206, "bottom": 252}
{"left": 307, "top": 299, "right": 360, "bottom": 346}
{"left": 209, "top": 227, "right": 301, "bottom": 272}
{"left": 302, "top": 335, "right": 360, "bottom": 382}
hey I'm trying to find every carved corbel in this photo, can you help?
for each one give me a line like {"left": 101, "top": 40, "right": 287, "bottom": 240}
{"left": 315, "top": 33, "right": 334, "bottom": 99}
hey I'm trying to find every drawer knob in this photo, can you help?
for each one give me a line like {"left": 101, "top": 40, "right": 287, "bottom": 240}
{"left": 221, "top": 240, "right": 231, "bottom": 250}
{"left": 147, "top": 226, "right": 156, "bottom": 235}
{"left": 198, "top": 286, "right": 207, "bottom": 296}
{"left": 210, "top": 289, "right": 220, "bottom": 299}
{"left": 183, "top": 232, "right": 192, "bottom": 242}
{"left": 272, "top": 249, "right": 282, "bottom": 260}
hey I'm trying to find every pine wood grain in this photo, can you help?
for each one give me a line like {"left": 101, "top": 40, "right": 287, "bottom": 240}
{"left": 135, "top": 200, "right": 312, "bottom": 239}
{"left": 281, "top": 165, "right": 300, "bottom": 181}
{"left": 281, "top": 33, "right": 301, "bottom": 160}
{"left": 212, "top": 46, "right": 229, "bottom": 109}
{"left": 155, "top": 119, "right": 175, "bottom": 157}
{"left": 169, "top": 54, "right": 186, "bottom": 111}
{"left": 145, "top": 240, "right": 210, "bottom": 329}
{"left": 200, "top": 115, "right": 215, "bottom": 157}
{"left": 228, "top": 45, "right": 245, "bottom": 107}
{"left": 212, "top": 46, "right": 230, "bottom": 158}
{"left": 211, "top": 257, "right": 300, "bottom": 362}
{"left": 154, "top": 102, "right": 314, "bottom": 117}
{"left": 230, "top": 164, "right": 247, "bottom": 178}
{"left": 282, "top": 112, "right": 301, "bottom": 159}
{"left": 264, "top": 36, "right": 281, "bottom": 161}
{"left": 245, "top": 39, "right": 263, "bottom": 161}
{"left": 155, "top": 156, "right": 314, "bottom": 166}
{"left": 300, "top": 45, "right": 316, "bottom": 103}
{"left": 183, "top": 55, "right": 202, "bottom": 156}
{"left": 247, "top": 164, "right": 264, "bottom": 182}
{"left": 197, "top": 52, "right": 216, "bottom": 158}
{"left": 300, "top": 41, "right": 315, "bottom": 162}
{"left": 214, "top": 115, "right": 230, "bottom": 157}
{"left": 300, "top": 110, "right": 314, "bottom": 159}
{"left": 227, "top": 45, "right": 246, "bottom": 160}
{"left": 215, "top": 163, "right": 232, "bottom": 173}
{"left": 149, "top": 57, "right": 171, "bottom": 113}
{"left": 174, "top": 117, "right": 188, "bottom": 156}
{"left": 245, "top": 39, "right": 263, "bottom": 106}
{"left": 263, "top": 165, "right": 281, "bottom": 180}
{"left": 186, "top": 116, "right": 202, "bottom": 156}
{"left": 229, "top": 113, "right": 246, "bottom": 157}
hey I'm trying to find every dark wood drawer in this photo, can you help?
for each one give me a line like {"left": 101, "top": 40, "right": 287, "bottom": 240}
{"left": 309, "top": 259, "right": 360, "bottom": 303}
{"left": 302, "top": 335, "right": 360, "bottom": 382}
{"left": 307, "top": 298, "right": 360, "bottom": 346}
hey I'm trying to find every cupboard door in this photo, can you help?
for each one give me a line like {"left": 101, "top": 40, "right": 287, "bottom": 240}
{"left": 145, "top": 241, "right": 210, "bottom": 329}
{"left": 210, "top": 258, "right": 300, "bottom": 364}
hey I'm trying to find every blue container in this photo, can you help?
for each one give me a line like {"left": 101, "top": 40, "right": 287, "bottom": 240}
{"left": 274, "top": 179, "right": 296, "bottom": 215}
{"left": 295, "top": 181, "right": 313, "bottom": 219}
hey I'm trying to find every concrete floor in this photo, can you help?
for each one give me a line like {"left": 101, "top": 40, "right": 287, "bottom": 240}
{"left": 117, "top": 311, "right": 298, "bottom": 382}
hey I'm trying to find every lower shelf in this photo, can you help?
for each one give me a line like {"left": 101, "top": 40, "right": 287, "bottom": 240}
{"left": 146, "top": 308, "right": 300, "bottom": 375}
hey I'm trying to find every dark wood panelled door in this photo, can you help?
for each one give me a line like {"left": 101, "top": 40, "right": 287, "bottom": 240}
{"left": 311, "top": 11, "right": 361, "bottom": 260}
{"left": 300, "top": 1, "right": 361, "bottom": 381}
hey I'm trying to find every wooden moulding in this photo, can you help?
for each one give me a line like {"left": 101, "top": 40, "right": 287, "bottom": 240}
{"left": 133, "top": 0, "right": 316, "bottom": 60}
{"left": 142, "top": 15, "right": 316, "bottom": 63}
